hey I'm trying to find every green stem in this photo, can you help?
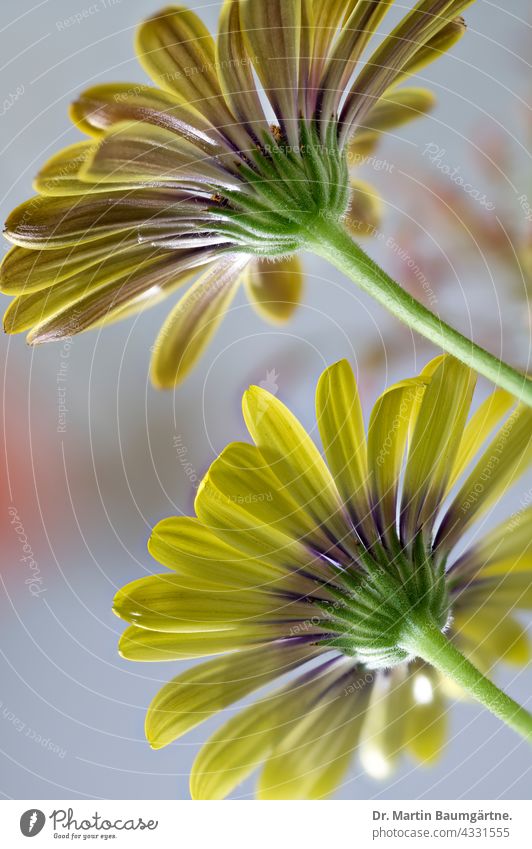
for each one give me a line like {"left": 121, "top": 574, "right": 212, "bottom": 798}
{"left": 310, "top": 217, "right": 532, "bottom": 407}
{"left": 401, "top": 620, "right": 532, "bottom": 743}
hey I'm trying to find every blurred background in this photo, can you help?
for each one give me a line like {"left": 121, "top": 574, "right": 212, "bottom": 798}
{"left": 1, "top": 0, "right": 531, "bottom": 800}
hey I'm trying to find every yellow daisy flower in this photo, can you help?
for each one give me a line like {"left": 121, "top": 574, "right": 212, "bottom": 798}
{"left": 114, "top": 355, "right": 532, "bottom": 799}
{"left": 2, "top": 2, "right": 470, "bottom": 389}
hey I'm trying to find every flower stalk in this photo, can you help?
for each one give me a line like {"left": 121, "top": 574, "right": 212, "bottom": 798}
{"left": 401, "top": 618, "right": 532, "bottom": 743}
{"left": 310, "top": 217, "right": 532, "bottom": 407}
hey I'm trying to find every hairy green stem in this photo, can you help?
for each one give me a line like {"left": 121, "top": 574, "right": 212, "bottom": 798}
{"left": 401, "top": 620, "right": 532, "bottom": 743}
{"left": 311, "top": 218, "right": 532, "bottom": 407}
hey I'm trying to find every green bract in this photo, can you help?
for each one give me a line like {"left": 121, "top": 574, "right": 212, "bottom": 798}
{"left": 212, "top": 122, "right": 350, "bottom": 257}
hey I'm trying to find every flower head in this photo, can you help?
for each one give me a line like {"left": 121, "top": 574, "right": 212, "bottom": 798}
{"left": 114, "top": 355, "right": 532, "bottom": 798}
{"left": 2, "top": 1, "right": 469, "bottom": 386}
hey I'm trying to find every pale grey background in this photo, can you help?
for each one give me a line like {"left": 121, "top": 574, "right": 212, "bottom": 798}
{"left": 1, "top": 0, "right": 531, "bottom": 800}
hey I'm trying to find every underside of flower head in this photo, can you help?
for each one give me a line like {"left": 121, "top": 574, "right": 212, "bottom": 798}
{"left": 114, "top": 355, "right": 532, "bottom": 798}
{"left": 1, "top": 0, "right": 472, "bottom": 386}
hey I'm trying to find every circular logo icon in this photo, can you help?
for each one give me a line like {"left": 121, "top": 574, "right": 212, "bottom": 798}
{"left": 20, "top": 810, "right": 46, "bottom": 837}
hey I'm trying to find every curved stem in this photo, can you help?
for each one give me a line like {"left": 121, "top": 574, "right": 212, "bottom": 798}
{"left": 401, "top": 619, "right": 532, "bottom": 743}
{"left": 310, "top": 218, "right": 532, "bottom": 407}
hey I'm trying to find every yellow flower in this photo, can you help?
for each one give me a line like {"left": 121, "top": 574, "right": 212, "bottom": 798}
{"left": 114, "top": 356, "right": 532, "bottom": 798}
{"left": 1, "top": 2, "right": 466, "bottom": 387}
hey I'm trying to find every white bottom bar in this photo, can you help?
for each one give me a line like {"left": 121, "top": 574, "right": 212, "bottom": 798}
{"left": 1, "top": 799, "right": 529, "bottom": 848}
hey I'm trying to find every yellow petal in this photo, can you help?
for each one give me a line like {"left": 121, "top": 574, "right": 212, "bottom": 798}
{"left": 33, "top": 142, "right": 105, "bottom": 196}
{"left": 145, "top": 641, "right": 322, "bottom": 748}
{"left": 309, "top": 1, "right": 359, "bottom": 92}
{"left": 405, "top": 664, "right": 447, "bottom": 763}
{"left": 453, "top": 608, "right": 530, "bottom": 667}
{"left": 80, "top": 120, "right": 239, "bottom": 189}
{"left": 456, "top": 575, "right": 532, "bottom": 614}
{"left": 149, "top": 515, "right": 294, "bottom": 587}
{"left": 436, "top": 404, "right": 532, "bottom": 553}
{"left": 191, "top": 656, "right": 348, "bottom": 800}
{"left": 242, "top": 384, "right": 351, "bottom": 545}
{"left": 245, "top": 256, "right": 303, "bottom": 324}
{"left": 136, "top": 6, "right": 217, "bottom": 101}
{"left": 341, "top": 1, "right": 475, "bottom": 140}
{"left": 359, "top": 667, "right": 410, "bottom": 779}
{"left": 258, "top": 660, "right": 371, "bottom": 799}
{"left": 135, "top": 7, "right": 231, "bottom": 126}
{"left": 316, "top": 360, "right": 373, "bottom": 541}
{"left": 367, "top": 378, "right": 425, "bottom": 541}
{"left": 344, "top": 179, "right": 382, "bottom": 237}
{"left": 298, "top": 0, "right": 315, "bottom": 117}
{"left": 113, "top": 572, "right": 308, "bottom": 633}
{"left": 454, "top": 506, "right": 532, "bottom": 580}
{"left": 150, "top": 256, "right": 247, "bottom": 388}
{"left": 398, "top": 16, "right": 467, "bottom": 83}
{"left": 447, "top": 388, "right": 515, "bottom": 492}
{"left": 482, "top": 557, "right": 532, "bottom": 579}
{"left": 448, "top": 624, "right": 501, "bottom": 678}
{"left": 191, "top": 684, "right": 293, "bottom": 800}
{"left": 0, "top": 234, "right": 143, "bottom": 295}
{"left": 439, "top": 673, "right": 469, "bottom": 702}
{"left": 87, "top": 282, "right": 174, "bottom": 330}
{"left": 352, "top": 87, "right": 436, "bottom": 144}
{"left": 4, "top": 190, "right": 189, "bottom": 249}
{"left": 401, "top": 357, "right": 475, "bottom": 545}
{"left": 319, "top": 1, "right": 393, "bottom": 127}
{"left": 347, "top": 135, "right": 380, "bottom": 164}
{"left": 3, "top": 247, "right": 165, "bottom": 333}
{"left": 24, "top": 253, "right": 201, "bottom": 343}
{"left": 240, "top": 0, "right": 301, "bottom": 147}
{"left": 194, "top": 474, "right": 330, "bottom": 595}
{"left": 216, "top": 0, "right": 268, "bottom": 136}
{"left": 119, "top": 624, "right": 270, "bottom": 661}
{"left": 70, "top": 82, "right": 223, "bottom": 149}
{"left": 205, "top": 442, "right": 340, "bottom": 567}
